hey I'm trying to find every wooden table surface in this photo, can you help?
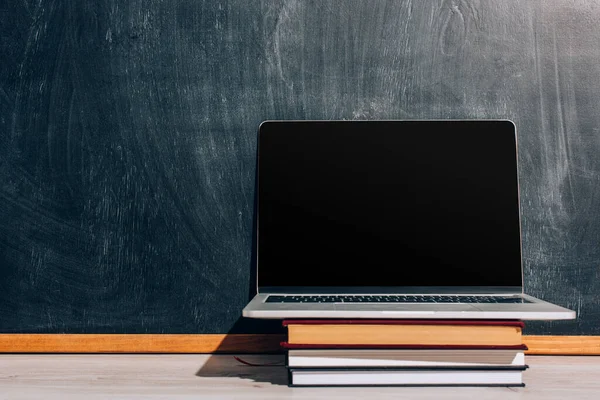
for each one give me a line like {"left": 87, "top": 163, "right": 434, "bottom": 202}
{"left": 1, "top": 355, "right": 598, "bottom": 399}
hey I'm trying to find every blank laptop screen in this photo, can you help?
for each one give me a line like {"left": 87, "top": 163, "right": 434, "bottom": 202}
{"left": 257, "top": 120, "right": 522, "bottom": 288}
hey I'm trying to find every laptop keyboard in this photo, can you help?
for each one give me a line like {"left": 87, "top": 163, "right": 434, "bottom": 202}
{"left": 265, "top": 295, "right": 531, "bottom": 304}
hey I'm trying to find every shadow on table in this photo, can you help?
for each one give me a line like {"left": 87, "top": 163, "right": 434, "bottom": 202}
{"left": 195, "top": 351, "right": 287, "bottom": 386}
{"left": 195, "top": 316, "right": 287, "bottom": 385}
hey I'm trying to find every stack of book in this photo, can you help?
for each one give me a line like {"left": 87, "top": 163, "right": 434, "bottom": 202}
{"left": 282, "top": 319, "right": 527, "bottom": 387}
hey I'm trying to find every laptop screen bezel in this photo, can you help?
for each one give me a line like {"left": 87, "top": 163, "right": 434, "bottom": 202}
{"left": 255, "top": 119, "right": 524, "bottom": 295}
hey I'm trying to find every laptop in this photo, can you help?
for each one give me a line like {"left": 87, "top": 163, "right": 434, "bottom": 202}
{"left": 242, "top": 120, "right": 575, "bottom": 320}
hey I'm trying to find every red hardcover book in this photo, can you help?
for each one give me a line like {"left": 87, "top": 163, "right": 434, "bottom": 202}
{"left": 282, "top": 319, "right": 525, "bottom": 328}
{"left": 281, "top": 342, "right": 528, "bottom": 350}
{"left": 282, "top": 319, "right": 526, "bottom": 346}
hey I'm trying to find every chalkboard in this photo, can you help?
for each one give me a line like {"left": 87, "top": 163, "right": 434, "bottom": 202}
{"left": 1, "top": 0, "right": 599, "bottom": 335}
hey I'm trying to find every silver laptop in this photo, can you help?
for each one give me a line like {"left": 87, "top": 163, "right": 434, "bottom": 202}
{"left": 243, "top": 120, "right": 575, "bottom": 320}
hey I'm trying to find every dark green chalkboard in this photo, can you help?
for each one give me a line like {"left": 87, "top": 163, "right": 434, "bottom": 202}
{"left": 0, "top": 0, "right": 598, "bottom": 335}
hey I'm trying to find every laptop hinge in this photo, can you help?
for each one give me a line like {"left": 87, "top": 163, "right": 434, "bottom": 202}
{"left": 258, "top": 286, "right": 524, "bottom": 295}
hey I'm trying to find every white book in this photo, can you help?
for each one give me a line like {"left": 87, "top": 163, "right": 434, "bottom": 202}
{"left": 288, "top": 349, "right": 525, "bottom": 368}
{"left": 289, "top": 369, "right": 525, "bottom": 387}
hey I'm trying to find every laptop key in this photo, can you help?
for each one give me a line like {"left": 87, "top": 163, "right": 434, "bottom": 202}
{"left": 265, "top": 296, "right": 285, "bottom": 303}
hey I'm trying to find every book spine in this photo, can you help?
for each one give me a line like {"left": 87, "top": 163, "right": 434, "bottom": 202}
{"left": 281, "top": 342, "right": 529, "bottom": 350}
{"left": 287, "top": 368, "right": 526, "bottom": 387}
{"left": 288, "top": 382, "right": 526, "bottom": 388}
{"left": 287, "top": 365, "right": 529, "bottom": 371}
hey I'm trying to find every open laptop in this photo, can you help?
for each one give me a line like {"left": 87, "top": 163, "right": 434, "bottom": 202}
{"left": 243, "top": 120, "right": 575, "bottom": 320}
